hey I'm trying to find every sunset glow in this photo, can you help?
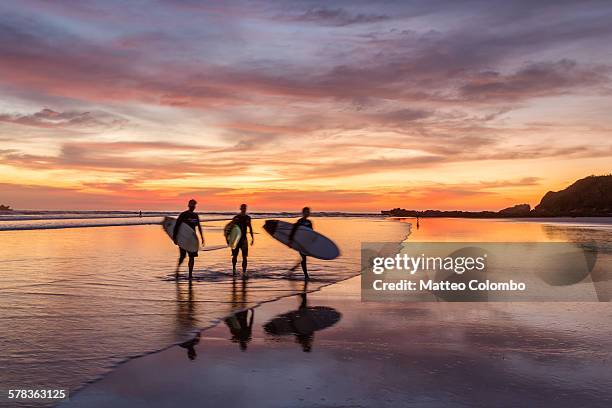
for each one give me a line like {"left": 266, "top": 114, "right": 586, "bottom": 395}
{"left": 1, "top": 1, "right": 611, "bottom": 211}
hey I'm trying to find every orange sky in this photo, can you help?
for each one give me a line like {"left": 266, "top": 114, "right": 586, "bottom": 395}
{"left": 1, "top": 1, "right": 611, "bottom": 211}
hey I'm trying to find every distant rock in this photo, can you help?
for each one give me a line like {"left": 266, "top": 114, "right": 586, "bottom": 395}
{"left": 534, "top": 175, "right": 612, "bottom": 216}
{"left": 498, "top": 204, "right": 531, "bottom": 217}
{"left": 381, "top": 208, "right": 418, "bottom": 217}
{"left": 0, "top": 204, "right": 12, "bottom": 212}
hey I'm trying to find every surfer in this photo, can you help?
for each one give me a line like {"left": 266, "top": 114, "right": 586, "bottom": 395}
{"left": 289, "top": 207, "right": 312, "bottom": 280}
{"left": 173, "top": 199, "right": 204, "bottom": 280}
{"left": 230, "top": 204, "right": 254, "bottom": 276}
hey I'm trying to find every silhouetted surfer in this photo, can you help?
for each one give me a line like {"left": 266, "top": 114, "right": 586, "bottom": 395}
{"left": 173, "top": 199, "right": 204, "bottom": 281}
{"left": 230, "top": 204, "right": 254, "bottom": 276}
{"left": 289, "top": 207, "right": 312, "bottom": 280}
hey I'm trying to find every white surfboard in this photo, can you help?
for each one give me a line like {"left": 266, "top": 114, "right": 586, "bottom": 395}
{"left": 224, "top": 222, "right": 242, "bottom": 249}
{"left": 162, "top": 216, "right": 200, "bottom": 253}
{"left": 263, "top": 220, "right": 340, "bottom": 260}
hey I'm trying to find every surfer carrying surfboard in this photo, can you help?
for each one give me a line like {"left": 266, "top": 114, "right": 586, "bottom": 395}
{"left": 173, "top": 199, "right": 204, "bottom": 280}
{"left": 289, "top": 207, "right": 313, "bottom": 280}
{"left": 230, "top": 204, "right": 254, "bottom": 276}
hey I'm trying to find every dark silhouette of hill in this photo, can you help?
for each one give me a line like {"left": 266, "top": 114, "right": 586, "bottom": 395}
{"left": 382, "top": 175, "right": 612, "bottom": 218}
{"left": 534, "top": 175, "right": 612, "bottom": 216}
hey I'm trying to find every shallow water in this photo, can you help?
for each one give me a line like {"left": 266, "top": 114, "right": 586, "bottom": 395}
{"left": 69, "top": 218, "right": 612, "bottom": 408}
{"left": 0, "top": 217, "right": 409, "bottom": 397}
{"left": 2, "top": 217, "right": 612, "bottom": 406}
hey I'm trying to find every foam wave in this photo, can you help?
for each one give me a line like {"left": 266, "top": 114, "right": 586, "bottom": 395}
{"left": 0, "top": 211, "right": 381, "bottom": 231}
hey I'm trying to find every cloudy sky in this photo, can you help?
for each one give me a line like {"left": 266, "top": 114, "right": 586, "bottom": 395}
{"left": 1, "top": 0, "right": 611, "bottom": 211}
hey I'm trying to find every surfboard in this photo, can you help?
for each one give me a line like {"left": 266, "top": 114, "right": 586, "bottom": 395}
{"left": 263, "top": 220, "right": 340, "bottom": 260}
{"left": 224, "top": 222, "right": 242, "bottom": 249}
{"left": 162, "top": 216, "right": 200, "bottom": 253}
{"left": 263, "top": 306, "right": 341, "bottom": 335}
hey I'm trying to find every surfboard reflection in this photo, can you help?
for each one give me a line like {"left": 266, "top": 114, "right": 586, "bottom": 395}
{"left": 263, "top": 291, "right": 341, "bottom": 352}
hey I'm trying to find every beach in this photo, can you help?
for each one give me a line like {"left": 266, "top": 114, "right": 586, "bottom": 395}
{"left": 0, "top": 215, "right": 408, "bottom": 406}
{"left": 63, "top": 275, "right": 612, "bottom": 407}
{"left": 1, "top": 216, "right": 612, "bottom": 407}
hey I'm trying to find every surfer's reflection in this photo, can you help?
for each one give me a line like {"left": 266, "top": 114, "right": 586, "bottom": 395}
{"left": 176, "top": 280, "right": 200, "bottom": 360}
{"left": 224, "top": 277, "right": 254, "bottom": 351}
{"left": 180, "top": 332, "right": 200, "bottom": 360}
{"left": 263, "top": 283, "right": 341, "bottom": 352}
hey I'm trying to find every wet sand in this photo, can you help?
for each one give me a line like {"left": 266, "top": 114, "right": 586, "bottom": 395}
{"left": 63, "top": 276, "right": 612, "bottom": 408}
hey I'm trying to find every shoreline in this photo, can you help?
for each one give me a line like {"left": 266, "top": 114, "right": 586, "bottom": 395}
{"left": 4, "top": 214, "right": 612, "bottom": 233}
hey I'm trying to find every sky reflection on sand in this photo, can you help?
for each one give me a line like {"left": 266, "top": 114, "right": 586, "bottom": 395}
{"left": 63, "top": 274, "right": 612, "bottom": 408}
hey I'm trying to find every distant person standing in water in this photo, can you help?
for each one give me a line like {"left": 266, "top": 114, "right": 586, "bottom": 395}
{"left": 230, "top": 204, "right": 254, "bottom": 276}
{"left": 173, "top": 199, "right": 204, "bottom": 281}
{"left": 289, "top": 207, "right": 312, "bottom": 281}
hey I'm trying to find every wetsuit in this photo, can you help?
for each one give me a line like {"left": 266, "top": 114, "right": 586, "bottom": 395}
{"left": 290, "top": 217, "right": 313, "bottom": 279}
{"left": 174, "top": 210, "right": 201, "bottom": 259}
{"left": 291, "top": 217, "right": 312, "bottom": 234}
{"left": 231, "top": 213, "right": 251, "bottom": 257}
